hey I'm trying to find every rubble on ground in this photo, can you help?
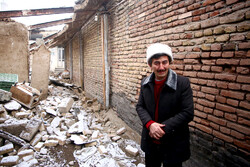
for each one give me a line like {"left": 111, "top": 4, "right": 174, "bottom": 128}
{"left": 0, "top": 79, "right": 145, "bottom": 167}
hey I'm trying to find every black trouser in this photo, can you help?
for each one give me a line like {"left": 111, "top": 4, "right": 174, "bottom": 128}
{"left": 145, "top": 144, "right": 182, "bottom": 167}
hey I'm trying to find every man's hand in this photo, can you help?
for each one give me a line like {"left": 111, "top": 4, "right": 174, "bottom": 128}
{"left": 149, "top": 122, "right": 165, "bottom": 140}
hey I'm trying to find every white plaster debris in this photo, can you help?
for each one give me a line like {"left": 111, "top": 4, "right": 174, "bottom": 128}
{"left": 125, "top": 145, "right": 139, "bottom": 156}
{"left": 4, "top": 100, "right": 21, "bottom": 111}
{"left": 0, "top": 89, "right": 12, "bottom": 102}
{"left": 58, "top": 97, "right": 74, "bottom": 113}
{"left": 0, "top": 155, "right": 19, "bottom": 166}
{"left": 116, "top": 127, "right": 127, "bottom": 135}
{"left": 0, "top": 143, "right": 14, "bottom": 155}
{"left": 0, "top": 82, "right": 144, "bottom": 166}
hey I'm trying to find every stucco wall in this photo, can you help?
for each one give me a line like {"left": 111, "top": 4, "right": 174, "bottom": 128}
{"left": 0, "top": 21, "right": 29, "bottom": 82}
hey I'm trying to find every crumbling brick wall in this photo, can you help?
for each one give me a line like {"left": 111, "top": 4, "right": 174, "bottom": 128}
{"left": 82, "top": 20, "right": 104, "bottom": 103}
{"left": 72, "top": 34, "right": 81, "bottom": 87}
{"left": 107, "top": 0, "right": 249, "bottom": 166}
{"left": 0, "top": 21, "right": 29, "bottom": 82}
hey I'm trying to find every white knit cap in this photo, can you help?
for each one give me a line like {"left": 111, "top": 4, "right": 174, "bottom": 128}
{"left": 146, "top": 43, "right": 173, "bottom": 64}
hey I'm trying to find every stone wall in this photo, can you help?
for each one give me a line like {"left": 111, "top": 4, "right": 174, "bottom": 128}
{"left": 63, "top": 0, "right": 249, "bottom": 166}
{"left": 0, "top": 21, "right": 29, "bottom": 82}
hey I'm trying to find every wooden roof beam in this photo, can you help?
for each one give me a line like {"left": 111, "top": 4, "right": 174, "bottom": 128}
{"left": 0, "top": 7, "right": 74, "bottom": 18}
{"left": 28, "top": 18, "right": 72, "bottom": 30}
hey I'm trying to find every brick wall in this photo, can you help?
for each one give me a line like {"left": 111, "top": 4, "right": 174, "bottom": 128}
{"left": 82, "top": 19, "right": 104, "bottom": 103}
{"left": 107, "top": 0, "right": 249, "bottom": 166}
{"left": 72, "top": 34, "right": 81, "bottom": 87}
{"left": 62, "top": 0, "right": 249, "bottom": 166}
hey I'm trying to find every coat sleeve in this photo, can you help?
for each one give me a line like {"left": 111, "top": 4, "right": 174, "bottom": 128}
{"left": 136, "top": 80, "right": 153, "bottom": 127}
{"left": 162, "top": 77, "right": 194, "bottom": 135}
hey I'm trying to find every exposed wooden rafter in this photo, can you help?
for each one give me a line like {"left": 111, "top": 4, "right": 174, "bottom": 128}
{"left": 28, "top": 18, "right": 72, "bottom": 30}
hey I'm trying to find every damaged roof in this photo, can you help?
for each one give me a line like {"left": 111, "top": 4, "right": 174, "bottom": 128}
{"left": 50, "top": 0, "right": 109, "bottom": 47}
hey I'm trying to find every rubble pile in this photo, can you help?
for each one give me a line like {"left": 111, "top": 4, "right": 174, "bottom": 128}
{"left": 0, "top": 82, "right": 145, "bottom": 167}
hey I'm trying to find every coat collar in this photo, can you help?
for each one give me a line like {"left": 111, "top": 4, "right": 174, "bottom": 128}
{"left": 142, "top": 69, "right": 177, "bottom": 90}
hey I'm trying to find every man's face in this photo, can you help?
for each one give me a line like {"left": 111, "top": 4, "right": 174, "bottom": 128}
{"left": 149, "top": 55, "right": 170, "bottom": 80}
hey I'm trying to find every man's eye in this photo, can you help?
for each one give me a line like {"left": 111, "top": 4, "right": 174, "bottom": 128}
{"left": 154, "top": 62, "right": 160, "bottom": 65}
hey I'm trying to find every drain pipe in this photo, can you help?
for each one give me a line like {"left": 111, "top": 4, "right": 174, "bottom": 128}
{"left": 101, "top": 12, "right": 109, "bottom": 109}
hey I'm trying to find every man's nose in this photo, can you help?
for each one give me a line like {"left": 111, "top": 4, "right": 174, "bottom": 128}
{"left": 159, "top": 63, "right": 164, "bottom": 69}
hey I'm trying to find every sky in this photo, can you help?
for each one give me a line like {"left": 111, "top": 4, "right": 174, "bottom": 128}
{"left": 0, "top": 0, "right": 77, "bottom": 30}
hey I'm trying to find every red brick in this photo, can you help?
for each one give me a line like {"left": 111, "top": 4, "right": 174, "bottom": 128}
{"left": 234, "top": 139, "right": 250, "bottom": 150}
{"left": 239, "top": 42, "right": 250, "bottom": 49}
{"left": 223, "top": 43, "right": 236, "bottom": 50}
{"left": 210, "top": 122, "right": 219, "bottom": 130}
{"left": 240, "top": 59, "right": 250, "bottom": 66}
{"left": 196, "top": 123, "right": 212, "bottom": 134}
{"left": 211, "top": 44, "right": 222, "bottom": 50}
{"left": 208, "top": 115, "right": 227, "bottom": 126}
{"left": 237, "top": 67, "right": 249, "bottom": 75}
{"left": 195, "top": 110, "right": 207, "bottom": 118}
{"left": 184, "top": 59, "right": 200, "bottom": 64}
{"left": 215, "top": 1, "right": 226, "bottom": 9}
{"left": 238, "top": 117, "right": 250, "bottom": 127}
{"left": 211, "top": 66, "right": 223, "bottom": 72}
{"left": 197, "top": 72, "right": 215, "bottom": 79}
{"left": 183, "top": 71, "right": 197, "bottom": 77}
{"left": 201, "top": 59, "right": 216, "bottom": 65}
{"left": 206, "top": 94, "right": 215, "bottom": 101}
{"left": 210, "top": 52, "right": 222, "bottom": 58}
{"left": 226, "top": 98, "right": 239, "bottom": 107}
{"left": 236, "top": 109, "right": 250, "bottom": 119}
{"left": 213, "top": 130, "right": 233, "bottom": 143}
{"left": 195, "top": 104, "right": 204, "bottom": 111}
{"left": 228, "top": 83, "right": 241, "bottom": 90}
{"left": 237, "top": 75, "right": 250, "bottom": 83}
{"left": 198, "top": 79, "right": 208, "bottom": 85}
{"left": 216, "top": 81, "right": 228, "bottom": 89}
{"left": 225, "top": 113, "right": 237, "bottom": 122}
{"left": 197, "top": 99, "right": 215, "bottom": 108}
{"left": 222, "top": 51, "right": 234, "bottom": 58}
{"left": 216, "top": 59, "right": 240, "bottom": 65}
{"left": 192, "top": 8, "right": 206, "bottom": 16}
{"left": 220, "top": 10, "right": 245, "bottom": 24}
{"left": 215, "top": 74, "right": 237, "bottom": 81}
{"left": 220, "top": 90, "right": 245, "bottom": 100}
{"left": 216, "top": 95, "right": 227, "bottom": 103}
{"left": 216, "top": 103, "right": 236, "bottom": 113}
{"left": 186, "top": 53, "right": 200, "bottom": 59}
{"left": 201, "top": 66, "right": 210, "bottom": 71}
{"left": 201, "top": 86, "right": 219, "bottom": 95}
{"left": 214, "top": 109, "right": 224, "bottom": 117}
{"left": 230, "top": 34, "right": 245, "bottom": 41}
{"left": 242, "top": 84, "right": 250, "bottom": 91}
{"left": 239, "top": 101, "right": 250, "bottom": 110}
{"left": 231, "top": 130, "right": 244, "bottom": 140}
{"left": 203, "top": 0, "right": 221, "bottom": 6}
{"left": 226, "top": 0, "right": 239, "bottom": 5}
{"left": 193, "top": 65, "right": 202, "bottom": 71}
{"left": 220, "top": 126, "right": 231, "bottom": 135}
{"left": 201, "top": 119, "right": 210, "bottom": 126}
{"left": 235, "top": 51, "right": 247, "bottom": 58}
{"left": 207, "top": 80, "right": 217, "bottom": 87}
{"left": 227, "top": 122, "right": 250, "bottom": 135}
{"left": 210, "top": 11, "right": 220, "bottom": 17}
{"left": 204, "top": 107, "right": 213, "bottom": 114}
{"left": 194, "top": 116, "right": 202, "bottom": 123}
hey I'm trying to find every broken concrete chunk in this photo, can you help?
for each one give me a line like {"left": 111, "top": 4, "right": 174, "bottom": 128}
{"left": 70, "top": 135, "right": 86, "bottom": 145}
{"left": 111, "top": 136, "right": 121, "bottom": 142}
{"left": 30, "top": 133, "right": 42, "bottom": 146}
{"left": 91, "top": 130, "right": 99, "bottom": 139}
{"left": 45, "top": 107, "right": 57, "bottom": 116}
{"left": 58, "top": 97, "right": 74, "bottom": 113}
{"left": 17, "top": 149, "right": 34, "bottom": 158}
{"left": 44, "top": 140, "right": 58, "bottom": 147}
{"left": 18, "top": 158, "right": 38, "bottom": 167}
{"left": 50, "top": 116, "right": 61, "bottom": 128}
{"left": 34, "top": 142, "right": 44, "bottom": 152}
{"left": 40, "top": 147, "right": 47, "bottom": 155}
{"left": 125, "top": 145, "right": 139, "bottom": 156}
{"left": 15, "top": 111, "right": 30, "bottom": 119}
{"left": 116, "top": 127, "right": 126, "bottom": 135}
{"left": 85, "top": 141, "right": 97, "bottom": 147}
{"left": 19, "top": 117, "right": 42, "bottom": 141}
{"left": 0, "top": 89, "right": 12, "bottom": 102}
{"left": 0, "top": 143, "right": 14, "bottom": 155}
{"left": 4, "top": 100, "right": 21, "bottom": 111}
{"left": 137, "top": 163, "right": 145, "bottom": 167}
{"left": 98, "top": 145, "right": 107, "bottom": 154}
{"left": 0, "top": 155, "right": 19, "bottom": 166}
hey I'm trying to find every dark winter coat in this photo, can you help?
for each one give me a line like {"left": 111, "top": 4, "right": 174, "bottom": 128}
{"left": 136, "top": 69, "right": 194, "bottom": 163}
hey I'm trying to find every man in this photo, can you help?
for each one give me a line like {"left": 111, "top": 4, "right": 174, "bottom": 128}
{"left": 136, "top": 43, "right": 194, "bottom": 167}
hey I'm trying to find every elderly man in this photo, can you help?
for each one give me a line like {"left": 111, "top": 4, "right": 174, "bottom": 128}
{"left": 136, "top": 43, "right": 194, "bottom": 167}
